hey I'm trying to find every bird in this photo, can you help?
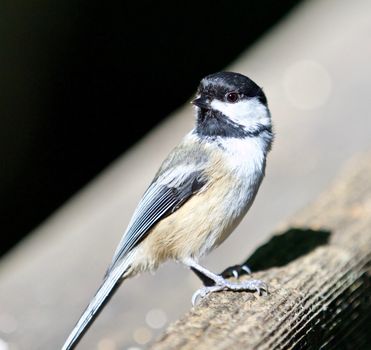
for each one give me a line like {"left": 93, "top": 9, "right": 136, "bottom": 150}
{"left": 62, "top": 71, "right": 273, "bottom": 349}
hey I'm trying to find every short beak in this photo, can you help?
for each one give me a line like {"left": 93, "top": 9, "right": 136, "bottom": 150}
{"left": 191, "top": 96, "right": 210, "bottom": 109}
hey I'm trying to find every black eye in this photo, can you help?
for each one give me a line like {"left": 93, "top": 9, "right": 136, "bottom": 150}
{"left": 226, "top": 92, "right": 239, "bottom": 103}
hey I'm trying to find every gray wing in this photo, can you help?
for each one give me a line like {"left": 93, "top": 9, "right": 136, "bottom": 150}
{"left": 107, "top": 166, "right": 207, "bottom": 274}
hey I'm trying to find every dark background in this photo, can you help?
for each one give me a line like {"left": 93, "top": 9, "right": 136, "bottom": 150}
{"left": 0, "top": 0, "right": 301, "bottom": 257}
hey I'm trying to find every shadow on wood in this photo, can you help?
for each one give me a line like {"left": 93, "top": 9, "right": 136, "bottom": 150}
{"left": 222, "top": 228, "right": 331, "bottom": 277}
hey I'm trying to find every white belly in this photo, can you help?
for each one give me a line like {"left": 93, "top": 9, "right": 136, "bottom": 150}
{"left": 197, "top": 136, "right": 267, "bottom": 256}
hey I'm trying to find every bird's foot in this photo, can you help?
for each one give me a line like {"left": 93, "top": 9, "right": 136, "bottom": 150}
{"left": 220, "top": 263, "right": 251, "bottom": 279}
{"left": 191, "top": 278, "right": 268, "bottom": 306}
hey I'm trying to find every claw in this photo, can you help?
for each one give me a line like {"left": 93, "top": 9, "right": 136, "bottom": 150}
{"left": 253, "top": 281, "right": 268, "bottom": 296}
{"left": 192, "top": 285, "right": 224, "bottom": 306}
{"left": 191, "top": 288, "right": 203, "bottom": 306}
{"left": 220, "top": 263, "right": 252, "bottom": 279}
{"left": 241, "top": 264, "right": 252, "bottom": 274}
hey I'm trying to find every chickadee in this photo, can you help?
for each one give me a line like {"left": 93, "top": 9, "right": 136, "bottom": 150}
{"left": 62, "top": 72, "right": 273, "bottom": 349}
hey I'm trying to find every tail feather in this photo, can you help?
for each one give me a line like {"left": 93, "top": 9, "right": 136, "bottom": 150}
{"left": 62, "top": 260, "right": 130, "bottom": 350}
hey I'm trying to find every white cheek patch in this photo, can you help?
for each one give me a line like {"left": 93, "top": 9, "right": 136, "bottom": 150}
{"left": 210, "top": 98, "right": 270, "bottom": 130}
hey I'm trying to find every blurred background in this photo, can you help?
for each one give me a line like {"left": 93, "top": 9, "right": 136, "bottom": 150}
{"left": 1, "top": 0, "right": 371, "bottom": 349}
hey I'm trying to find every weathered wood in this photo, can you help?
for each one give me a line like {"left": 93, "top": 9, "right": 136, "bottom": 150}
{"left": 151, "top": 154, "right": 371, "bottom": 350}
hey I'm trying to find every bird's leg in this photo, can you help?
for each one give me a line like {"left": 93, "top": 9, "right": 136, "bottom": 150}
{"left": 190, "top": 267, "right": 216, "bottom": 287}
{"left": 191, "top": 262, "right": 252, "bottom": 285}
{"left": 184, "top": 258, "right": 267, "bottom": 306}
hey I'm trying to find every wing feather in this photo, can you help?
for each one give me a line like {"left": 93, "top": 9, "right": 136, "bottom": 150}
{"left": 107, "top": 168, "right": 206, "bottom": 273}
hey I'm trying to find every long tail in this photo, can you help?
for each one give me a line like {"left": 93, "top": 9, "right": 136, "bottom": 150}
{"left": 62, "top": 259, "right": 131, "bottom": 350}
